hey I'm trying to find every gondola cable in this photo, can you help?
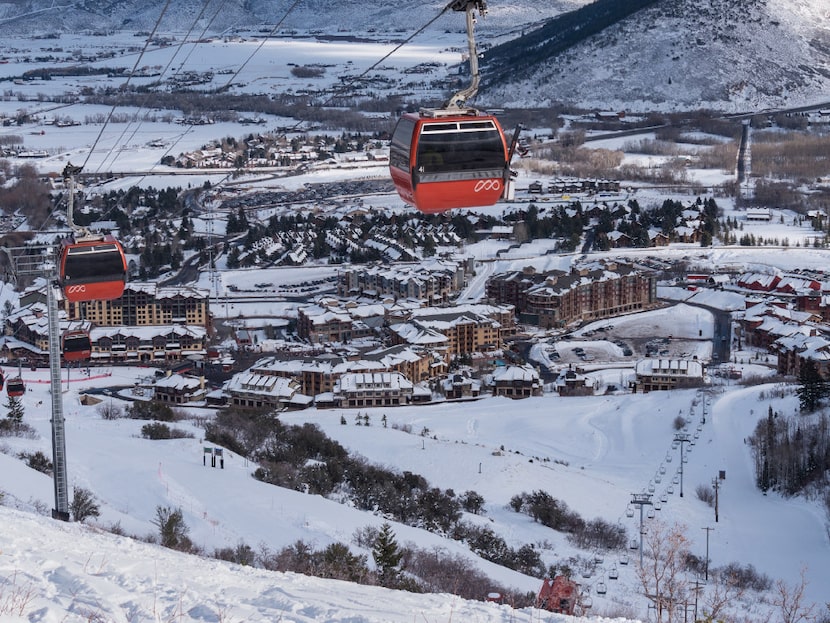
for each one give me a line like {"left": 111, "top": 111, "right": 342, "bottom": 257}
{"left": 96, "top": 0, "right": 225, "bottom": 175}
{"left": 80, "top": 0, "right": 174, "bottom": 172}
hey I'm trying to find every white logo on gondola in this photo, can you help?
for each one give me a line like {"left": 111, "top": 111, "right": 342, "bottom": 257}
{"left": 474, "top": 180, "right": 501, "bottom": 192}
{"left": 66, "top": 285, "right": 87, "bottom": 294}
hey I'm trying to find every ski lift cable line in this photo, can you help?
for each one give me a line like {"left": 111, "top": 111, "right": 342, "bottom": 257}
{"left": 215, "top": 0, "right": 304, "bottom": 94}
{"left": 95, "top": 0, "right": 223, "bottom": 175}
{"left": 124, "top": 0, "right": 305, "bottom": 194}
{"left": 208, "top": 0, "right": 459, "bottom": 192}
{"left": 81, "top": 0, "right": 174, "bottom": 171}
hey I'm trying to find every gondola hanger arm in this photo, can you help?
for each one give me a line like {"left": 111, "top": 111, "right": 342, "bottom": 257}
{"left": 444, "top": 0, "right": 488, "bottom": 111}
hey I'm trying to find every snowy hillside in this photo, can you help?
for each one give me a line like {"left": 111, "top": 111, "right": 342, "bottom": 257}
{"left": 482, "top": 0, "right": 830, "bottom": 113}
{"left": 0, "top": 505, "right": 594, "bottom": 622}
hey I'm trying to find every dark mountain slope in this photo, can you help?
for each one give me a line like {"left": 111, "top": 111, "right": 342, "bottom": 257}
{"left": 482, "top": 0, "right": 658, "bottom": 88}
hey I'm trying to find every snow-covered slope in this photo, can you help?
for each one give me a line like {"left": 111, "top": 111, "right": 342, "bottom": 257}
{"left": 1, "top": 505, "right": 596, "bottom": 622}
{"left": 482, "top": 0, "right": 830, "bottom": 112}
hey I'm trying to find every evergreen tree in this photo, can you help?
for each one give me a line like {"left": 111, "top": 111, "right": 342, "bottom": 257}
{"left": 372, "top": 522, "right": 403, "bottom": 587}
{"left": 5, "top": 395, "right": 24, "bottom": 426}
{"left": 797, "top": 358, "right": 827, "bottom": 412}
{"left": 422, "top": 235, "right": 436, "bottom": 257}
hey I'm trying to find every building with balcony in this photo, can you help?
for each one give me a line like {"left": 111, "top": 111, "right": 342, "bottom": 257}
{"left": 486, "top": 261, "right": 656, "bottom": 329}
{"left": 330, "top": 371, "right": 415, "bottom": 408}
{"left": 633, "top": 358, "right": 705, "bottom": 393}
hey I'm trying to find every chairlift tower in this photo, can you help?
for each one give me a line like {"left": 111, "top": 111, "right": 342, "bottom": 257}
{"left": 2, "top": 162, "right": 93, "bottom": 521}
{"left": 630, "top": 492, "right": 653, "bottom": 566}
{"left": 674, "top": 432, "right": 691, "bottom": 497}
{"left": 5, "top": 246, "right": 70, "bottom": 520}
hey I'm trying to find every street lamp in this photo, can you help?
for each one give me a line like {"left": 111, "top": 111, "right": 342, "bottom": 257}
{"left": 674, "top": 433, "right": 691, "bottom": 497}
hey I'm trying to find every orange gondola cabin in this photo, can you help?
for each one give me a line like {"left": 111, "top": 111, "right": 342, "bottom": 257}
{"left": 59, "top": 235, "right": 127, "bottom": 303}
{"left": 389, "top": 110, "right": 509, "bottom": 214}
{"left": 6, "top": 377, "right": 24, "bottom": 397}
{"left": 62, "top": 330, "right": 92, "bottom": 362}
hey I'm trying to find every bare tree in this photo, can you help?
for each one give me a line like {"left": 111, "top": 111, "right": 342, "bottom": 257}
{"left": 700, "top": 571, "right": 746, "bottom": 623}
{"left": 635, "top": 520, "right": 690, "bottom": 623}
{"left": 772, "top": 567, "right": 815, "bottom": 623}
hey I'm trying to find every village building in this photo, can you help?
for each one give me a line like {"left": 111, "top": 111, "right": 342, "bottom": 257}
{"left": 745, "top": 208, "right": 772, "bottom": 222}
{"left": 632, "top": 358, "right": 705, "bottom": 393}
{"left": 738, "top": 302, "right": 819, "bottom": 350}
{"left": 773, "top": 333, "right": 830, "bottom": 378}
{"left": 329, "top": 371, "right": 420, "bottom": 408}
{"left": 489, "top": 364, "right": 542, "bottom": 399}
{"left": 152, "top": 373, "right": 208, "bottom": 404}
{"left": 736, "top": 272, "right": 781, "bottom": 292}
{"left": 60, "top": 283, "right": 210, "bottom": 330}
{"left": 796, "top": 292, "right": 830, "bottom": 323}
{"left": 441, "top": 372, "right": 482, "bottom": 400}
{"left": 391, "top": 304, "right": 515, "bottom": 358}
{"left": 335, "top": 258, "right": 469, "bottom": 305}
{"left": 555, "top": 367, "right": 595, "bottom": 396}
{"left": 485, "top": 261, "right": 656, "bottom": 329}
{"left": 224, "top": 370, "right": 311, "bottom": 410}
{"left": 91, "top": 325, "right": 208, "bottom": 364}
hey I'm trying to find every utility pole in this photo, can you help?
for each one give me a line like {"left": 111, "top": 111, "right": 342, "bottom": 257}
{"left": 712, "top": 475, "right": 721, "bottom": 522}
{"left": 631, "top": 492, "right": 653, "bottom": 566}
{"left": 674, "top": 433, "right": 690, "bottom": 497}
{"left": 701, "top": 527, "right": 714, "bottom": 580}
{"left": 691, "top": 578, "right": 705, "bottom": 622}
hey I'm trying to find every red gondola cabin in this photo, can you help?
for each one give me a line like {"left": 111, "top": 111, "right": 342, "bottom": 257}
{"left": 62, "top": 330, "right": 92, "bottom": 362}
{"left": 6, "top": 377, "right": 24, "bottom": 397}
{"left": 60, "top": 235, "right": 127, "bottom": 303}
{"left": 389, "top": 110, "right": 508, "bottom": 214}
